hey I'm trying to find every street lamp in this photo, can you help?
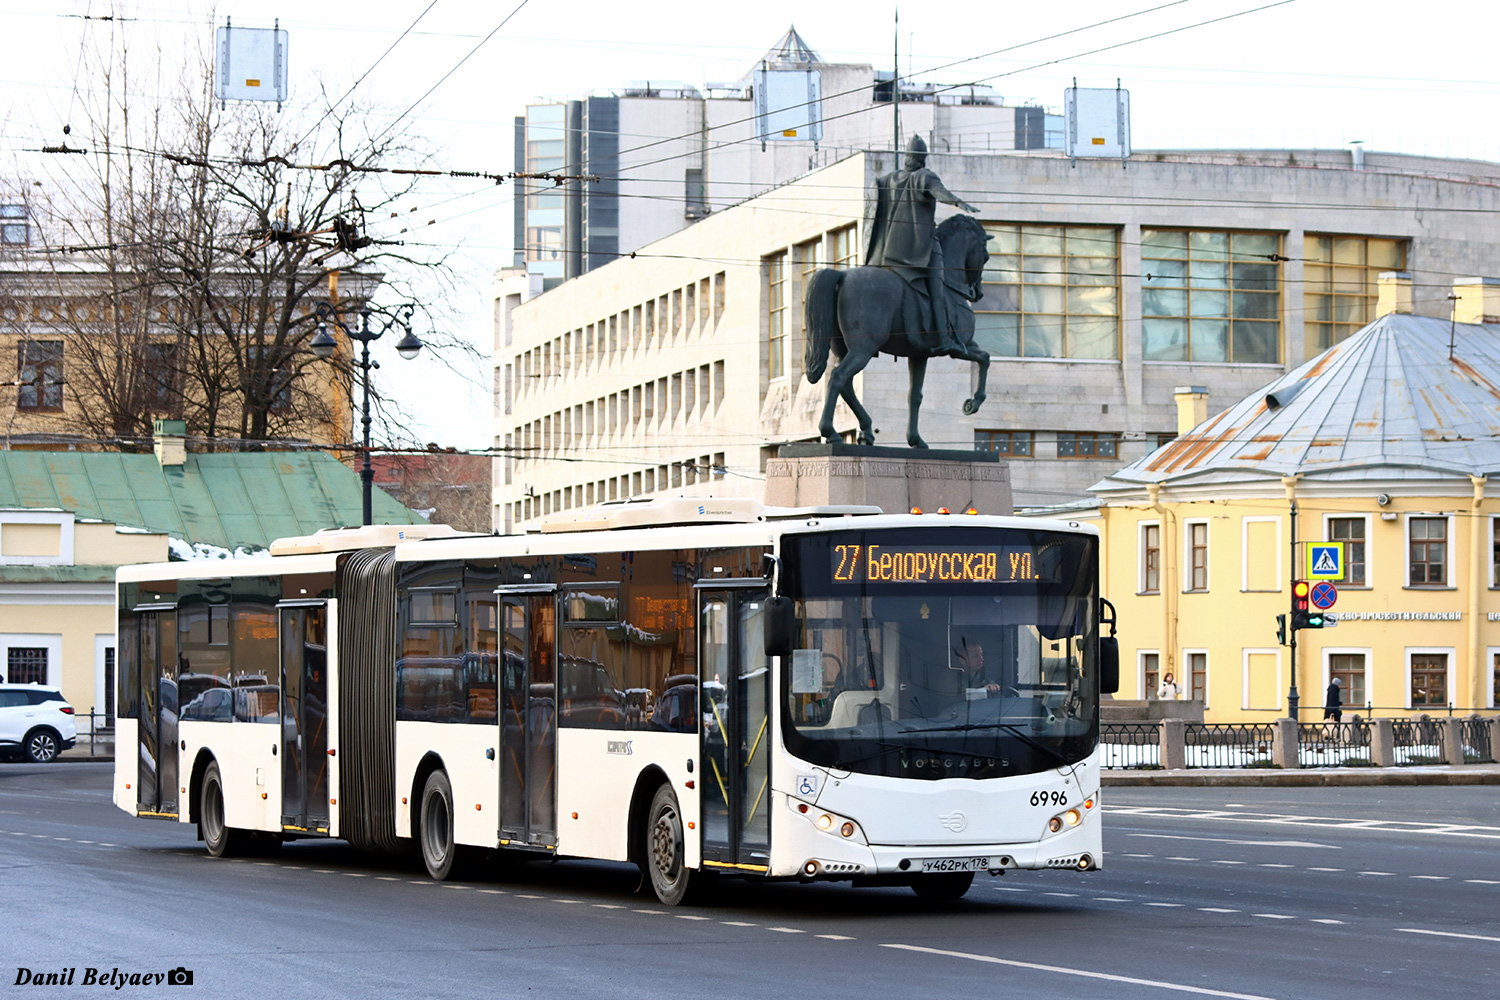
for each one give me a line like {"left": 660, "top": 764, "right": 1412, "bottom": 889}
{"left": 309, "top": 302, "right": 424, "bottom": 526}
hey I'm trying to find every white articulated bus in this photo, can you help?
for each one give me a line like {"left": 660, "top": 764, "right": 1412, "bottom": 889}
{"left": 115, "top": 498, "right": 1118, "bottom": 904}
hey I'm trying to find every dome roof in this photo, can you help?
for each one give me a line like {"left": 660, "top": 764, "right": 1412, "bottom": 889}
{"left": 1092, "top": 313, "right": 1500, "bottom": 497}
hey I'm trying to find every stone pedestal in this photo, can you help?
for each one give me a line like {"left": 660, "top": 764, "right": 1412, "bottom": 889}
{"left": 764, "top": 443, "right": 1012, "bottom": 515}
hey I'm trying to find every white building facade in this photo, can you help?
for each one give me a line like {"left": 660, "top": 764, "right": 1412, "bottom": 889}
{"left": 493, "top": 147, "right": 1500, "bottom": 530}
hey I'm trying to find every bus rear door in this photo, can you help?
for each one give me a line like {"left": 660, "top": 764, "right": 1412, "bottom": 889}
{"left": 498, "top": 586, "right": 557, "bottom": 849}
{"left": 697, "top": 585, "right": 771, "bottom": 874}
{"left": 135, "top": 608, "right": 178, "bottom": 817}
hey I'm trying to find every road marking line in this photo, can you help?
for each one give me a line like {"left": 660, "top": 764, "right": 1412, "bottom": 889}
{"left": 1396, "top": 928, "right": 1500, "bottom": 944}
{"left": 344, "top": 873, "right": 368, "bottom": 877}
{"left": 1410, "top": 875, "right": 1448, "bottom": 880}
{"left": 632, "top": 908, "right": 664, "bottom": 915}
{"left": 994, "top": 887, "right": 1028, "bottom": 892}
{"left": 1043, "top": 892, "right": 1079, "bottom": 897}
{"left": 1107, "top": 806, "right": 1500, "bottom": 841}
{"left": 1464, "top": 879, "right": 1500, "bottom": 884}
{"left": 98, "top": 843, "right": 117, "bottom": 848}
{"left": 312, "top": 869, "right": 336, "bottom": 874}
{"left": 1359, "top": 872, "right": 1395, "bottom": 876}
{"left": 1252, "top": 914, "right": 1295, "bottom": 920}
{"left": 441, "top": 884, "right": 469, "bottom": 890}
{"left": 478, "top": 889, "right": 507, "bottom": 895}
{"left": 880, "top": 944, "right": 1277, "bottom": 999}
{"left": 1093, "top": 898, "right": 1131, "bottom": 902}
{"left": 1145, "top": 903, "right": 1184, "bottom": 908}
{"left": 76, "top": 840, "right": 94, "bottom": 844}
{"left": 1198, "top": 908, "right": 1239, "bottom": 913}
{"left": 409, "top": 880, "right": 434, "bottom": 885}
{"left": 551, "top": 899, "right": 582, "bottom": 904}
{"left": 1306, "top": 867, "right": 1343, "bottom": 872}
{"left": 817, "top": 935, "right": 855, "bottom": 941}
{"left": 517, "top": 894, "right": 545, "bottom": 899}
{"left": 720, "top": 921, "right": 757, "bottom": 926}
{"left": 1209, "top": 861, "right": 1245, "bottom": 865}
{"left": 374, "top": 876, "right": 400, "bottom": 881}
{"left": 1310, "top": 919, "right": 1345, "bottom": 925}
{"left": 1166, "top": 857, "right": 1199, "bottom": 861}
{"left": 1127, "top": 833, "right": 1338, "bottom": 850}
{"left": 767, "top": 927, "right": 805, "bottom": 934}
{"left": 592, "top": 904, "right": 624, "bottom": 909}
{"left": 675, "top": 914, "right": 711, "bottom": 920}
{"left": 1257, "top": 864, "right": 1294, "bottom": 868}
{"left": 1123, "top": 853, "right": 1154, "bottom": 858}
{"left": 53, "top": 837, "right": 72, "bottom": 841}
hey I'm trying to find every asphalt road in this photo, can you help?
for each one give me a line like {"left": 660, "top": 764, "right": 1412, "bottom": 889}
{"left": 4, "top": 763, "right": 1496, "bottom": 1000}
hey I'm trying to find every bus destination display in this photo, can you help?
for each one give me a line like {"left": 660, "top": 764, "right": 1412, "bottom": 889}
{"left": 831, "top": 544, "right": 1040, "bottom": 584}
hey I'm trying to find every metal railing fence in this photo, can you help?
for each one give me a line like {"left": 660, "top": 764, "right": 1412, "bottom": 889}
{"left": 1183, "top": 723, "right": 1277, "bottom": 769}
{"left": 1100, "top": 723, "right": 1160, "bottom": 769}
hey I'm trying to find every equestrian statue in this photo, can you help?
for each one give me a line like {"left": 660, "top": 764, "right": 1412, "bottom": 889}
{"left": 804, "top": 134, "right": 992, "bottom": 449}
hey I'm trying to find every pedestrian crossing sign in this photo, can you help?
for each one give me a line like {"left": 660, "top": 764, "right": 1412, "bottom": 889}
{"left": 1307, "top": 543, "right": 1343, "bottom": 580}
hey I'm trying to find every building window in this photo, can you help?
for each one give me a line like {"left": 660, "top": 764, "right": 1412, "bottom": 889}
{"left": 1188, "top": 651, "right": 1207, "bottom": 702}
{"left": 524, "top": 104, "right": 566, "bottom": 268}
{"left": 975, "top": 224, "right": 1119, "bottom": 359}
{"left": 1410, "top": 652, "right": 1448, "bottom": 707}
{"left": 1141, "top": 523, "right": 1160, "bottom": 594}
{"left": 1141, "top": 229, "right": 1280, "bottom": 364}
{"left": 828, "top": 225, "right": 856, "bottom": 268}
{"left": 1493, "top": 650, "right": 1500, "bottom": 709}
{"left": 1154, "top": 432, "right": 1177, "bottom": 450}
{"left": 1187, "top": 522, "right": 1208, "bottom": 591}
{"left": 6, "top": 647, "right": 47, "bottom": 685}
{"left": 1409, "top": 517, "right": 1447, "bottom": 586}
{"left": 1142, "top": 651, "right": 1160, "bottom": 698}
{"left": 1493, "top": 517, "right": 1500, "bottom": 588}
{"left": 975, "top": 430, "right": 1033, "bottom": 457}
{"left": 1303, "top": 235, "right": 1406, "bottom": 354}
{"left": 17, "top": 341, "right": 64, "bottom": 411}
{"left": 766, "top": 251, "right": 788, "bottom": 379}
{"left": 1328, "top": 653, "right": 1366, "bottom": 709}
{"left": 142, "top": 342, "right": 179, "bottom": 415}
{"left": 1056, "top": 431, "right": 1117, "bottom": 459}
{"left": 1328, "top": 516, "right": 1367, "bottom": 585}
{"left": 1, "top": 203, "right": 27, "bottom": 245}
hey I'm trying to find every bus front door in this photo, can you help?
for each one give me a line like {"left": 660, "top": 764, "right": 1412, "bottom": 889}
{"left": 136, "top": 609, "right": 178, "bottom": 817}
{"left": 498, "top": 589, "right": 557, "bottom": 848}
{"left": 279, "top": 603, "right": 329, "bottom": 835}
{"left": 698, "top": 587, "right": 771, "bottom": 873}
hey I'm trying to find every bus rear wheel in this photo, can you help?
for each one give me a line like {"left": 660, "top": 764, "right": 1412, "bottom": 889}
{"left": 911, "top": 871, "right": 975, "bottom": 900}
{"left": 420, "top": 770, "right": 470, "bottom": 881}
{"left": 201, "top": 761, "right": 249, "bottom": 858}
{"left": 644, "top": 784, "right": 702, "bottom": 905}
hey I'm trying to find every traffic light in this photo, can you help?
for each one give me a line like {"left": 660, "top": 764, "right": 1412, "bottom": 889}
{"left": 1290, "top": 581, "right": 1326, "bottom": 630}
{"left": 1276, "top": 613, "right": 1287, "bottom": 645}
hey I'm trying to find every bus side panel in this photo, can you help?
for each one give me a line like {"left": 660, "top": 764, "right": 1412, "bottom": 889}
{"left": 325, "top": 601, "right": 340, "bottom": 839}
{"left": 113, "top": 718, "right": 137, "bottom": 814}
{"left": 554, "top": 728, "right": 698, "bottom": 866}
{"left": 393, "top": 720, "right": 497, "bottom": 845}
{"left": 180, "top": 719, "right": 282, "bottom": 833}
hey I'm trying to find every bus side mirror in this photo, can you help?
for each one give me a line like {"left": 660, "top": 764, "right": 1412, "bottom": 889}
{"left": 1099, "top": 636, "right": 1120, "bottom": 694}
{"left": 764, "top": 597, "right": 794, "bottom": 658}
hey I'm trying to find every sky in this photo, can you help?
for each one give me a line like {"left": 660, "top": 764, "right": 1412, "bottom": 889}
{"left": 3, "top": 0, "right": 1498, "bottom": 450}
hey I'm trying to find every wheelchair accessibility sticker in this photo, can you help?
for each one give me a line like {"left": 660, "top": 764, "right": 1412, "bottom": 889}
{"left": 795, "top": 774, "right": 821, "bottom": 798}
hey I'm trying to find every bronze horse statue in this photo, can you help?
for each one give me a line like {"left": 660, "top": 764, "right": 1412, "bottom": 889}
{"left": 804, "top": 214, "right": 991, "bottom": 448}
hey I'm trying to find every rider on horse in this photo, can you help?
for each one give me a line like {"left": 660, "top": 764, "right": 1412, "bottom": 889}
{"left": 864, "top": 134, "right": 981, "bottom": 359}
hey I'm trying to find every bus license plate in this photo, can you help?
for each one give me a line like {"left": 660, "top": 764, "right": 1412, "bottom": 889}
{"left": 920, "top": 857, "right": 990, "bottom": 873}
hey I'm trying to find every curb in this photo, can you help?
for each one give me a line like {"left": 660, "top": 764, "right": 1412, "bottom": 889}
{"left": 1104, "top": 765, "right": 1500, "bottom": 787}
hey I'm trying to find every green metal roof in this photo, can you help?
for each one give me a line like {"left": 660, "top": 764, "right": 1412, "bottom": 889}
{"left": 0, "top": 451, "right": 425, "bottom": 551}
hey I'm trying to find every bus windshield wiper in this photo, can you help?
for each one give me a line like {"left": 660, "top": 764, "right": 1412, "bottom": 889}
{"left": 919, "top": 722, "right": 1073, "bottom": 769}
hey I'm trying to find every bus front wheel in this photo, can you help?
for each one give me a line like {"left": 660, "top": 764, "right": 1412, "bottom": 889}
{"left": 911, "top": 871, "right": 975, "bottom": 900}
{"left": 420, "top": 770, "right": 467, "bottom": 881}
{"left": 645, "top": 784, "right": 700, "bottom": 905}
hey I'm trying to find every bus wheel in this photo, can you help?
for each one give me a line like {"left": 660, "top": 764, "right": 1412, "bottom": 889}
{"left": 910, "top": 872, "right": 975, "bottom": 900}
{"left": 645, "top": 784, "right": 699, "bottom": 905}
{"left": 420, "top": 770, "right": 465, "bottom": 881}
{"left": 201, "top": 762, "right": 247, "bottom": 858}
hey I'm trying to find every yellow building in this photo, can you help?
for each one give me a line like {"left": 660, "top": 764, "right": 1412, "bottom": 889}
{"left": 1085, "top": 276, "right": 1500, "bottom": 722}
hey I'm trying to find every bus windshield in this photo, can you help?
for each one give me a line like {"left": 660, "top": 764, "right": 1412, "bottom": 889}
{"left": 780, "top": 527, "right": 1099, "bottom": 780}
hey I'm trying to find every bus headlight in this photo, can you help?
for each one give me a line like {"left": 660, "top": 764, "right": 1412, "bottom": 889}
{"left": 802, "top": 806, "right": 863, "bottom": 842}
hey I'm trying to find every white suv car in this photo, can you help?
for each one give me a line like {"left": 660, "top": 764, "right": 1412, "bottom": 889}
{"left": 0, "top": 684, "right": 79, "bottom": 763}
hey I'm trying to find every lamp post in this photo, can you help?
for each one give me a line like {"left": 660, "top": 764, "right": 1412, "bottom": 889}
{"left": 309, "top": 302, "right": 423, "bottom": 526}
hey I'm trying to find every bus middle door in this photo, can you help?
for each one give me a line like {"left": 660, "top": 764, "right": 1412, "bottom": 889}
{"left": 497, "top": 586, "right": 557, "bottom": 849}
{"left": 279, "top": 602, "right": 329, "bottom": 835}
{"left": 697, "top": 585, "right": 771, "bottom": 874}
